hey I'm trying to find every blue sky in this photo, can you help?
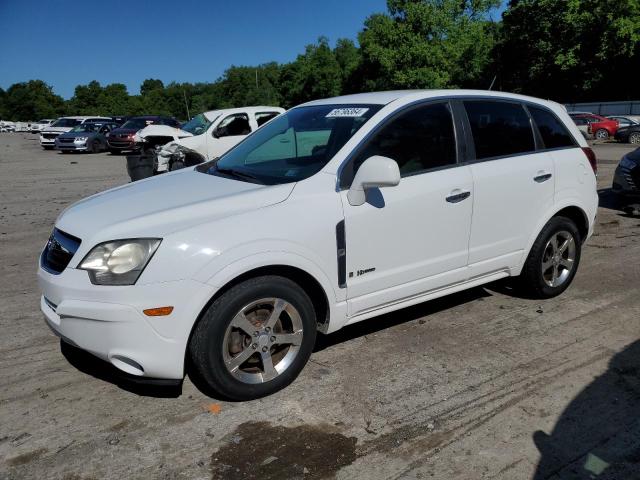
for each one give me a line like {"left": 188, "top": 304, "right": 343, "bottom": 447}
{"left": 0, "top": 0, "right": 505, "bottom": 99}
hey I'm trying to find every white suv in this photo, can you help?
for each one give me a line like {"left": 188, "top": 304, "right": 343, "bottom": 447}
{"left": 38, "top": 90, "right": 598, "bottom": 400}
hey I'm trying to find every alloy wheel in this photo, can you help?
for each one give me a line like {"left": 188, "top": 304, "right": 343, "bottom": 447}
{"left": 541, "top": 230, "right": 576, "bottom": 288}
{"left": 222, "top": 298, "right": 304, "bottom": 384}
{"left": 630, "top": 133, "right": 640, "bottom": 144}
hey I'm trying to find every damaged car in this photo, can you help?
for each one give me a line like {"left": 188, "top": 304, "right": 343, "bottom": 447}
{"left": 134, "top": 107, "right": 284, "bottom": 174}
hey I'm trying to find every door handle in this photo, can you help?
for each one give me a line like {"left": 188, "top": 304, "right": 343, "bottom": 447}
{"left": 446, "top": 190, "right": 471, "bottom": 203}
{"left": 534, "top": 172, "right": 552, "bottom": 183}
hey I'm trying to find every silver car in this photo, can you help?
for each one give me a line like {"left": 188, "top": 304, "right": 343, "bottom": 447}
{"left": 54, "top": 122, "right": 118, "bottom": 153}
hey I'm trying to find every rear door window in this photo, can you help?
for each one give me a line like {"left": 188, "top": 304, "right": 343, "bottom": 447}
{"left": 464, "top": 101, "right": 535, "bottom": 160}
{"left": 256, "top": 112, "right": 281, "bottom": 127}
{"left": 528, "top": 106, "right": 576, "bottom": 149}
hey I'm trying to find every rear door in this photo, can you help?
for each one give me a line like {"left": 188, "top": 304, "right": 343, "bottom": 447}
{"left": 462, "top": 100, "right": 555, "bottom": 278}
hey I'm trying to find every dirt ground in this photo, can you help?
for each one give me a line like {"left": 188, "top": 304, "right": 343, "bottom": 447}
{"left": 1, "top": 133, "right": 639, "bottom": 480}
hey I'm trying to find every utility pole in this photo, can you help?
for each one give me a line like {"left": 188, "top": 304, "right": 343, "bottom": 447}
{"left": 182, "top": 88, "right": 190, "bottom": 120}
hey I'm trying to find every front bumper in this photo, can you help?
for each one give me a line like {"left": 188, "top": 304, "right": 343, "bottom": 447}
{"left": 38, "top": 266, "right": 214, "bottom": 379}
{"left": 107, "top": 139, "right": 136, "bottom": 150}
{"left": 40, "top": 136, "right": 57, "bottom": 146}
{"left": 55, "top": 142, "right": 88, "bottom": 151}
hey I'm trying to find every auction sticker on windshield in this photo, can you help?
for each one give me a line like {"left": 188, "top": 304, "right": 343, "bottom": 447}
{"left": 326, "top": 108, "right": 369, "bottom": 118}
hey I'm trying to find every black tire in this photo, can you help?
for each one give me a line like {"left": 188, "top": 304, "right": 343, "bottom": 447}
{"left": 189, "top": 275, "right": 317, "bottom": 400}
{"left": 629, "top": 132, "right": 640, "bottom": 145}
{"left": 109, "top": 148, "right": 119, "bottom": 155}
{"left": 170, "top": 160, "right": 185, "bottom": 171}
{"left": 518, "top": 216, "right": 582, "bottom": 299}
{"left": 43, "top": 146, "right": 53, "bottom": 150}
{"left": 595, "top": 128, "right": 609, "bottom": 140}
{"left": 90, "top": 140, "right": 100, "bottom": 153}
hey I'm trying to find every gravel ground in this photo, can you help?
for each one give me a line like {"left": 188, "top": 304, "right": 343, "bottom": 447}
{"left": 1, "top": 133, "right": 639, "bottom": 480}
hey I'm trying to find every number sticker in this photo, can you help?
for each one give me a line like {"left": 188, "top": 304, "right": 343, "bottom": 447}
{"left": 326, "top": 108, "right": 369, "bottom": 118}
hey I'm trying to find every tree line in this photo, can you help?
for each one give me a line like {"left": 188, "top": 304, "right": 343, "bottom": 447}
{"left": 1, "top": 0, "right": 639, "bottom": 121}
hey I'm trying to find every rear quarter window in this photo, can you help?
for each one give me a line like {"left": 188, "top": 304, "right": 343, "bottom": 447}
{"left": 464, "top": 101, "right": 535, "bottom": 160}
{"left": 528, "top": 106, "right": 576, "bottom": 149}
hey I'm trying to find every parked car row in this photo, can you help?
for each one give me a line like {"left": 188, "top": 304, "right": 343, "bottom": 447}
{"left": 568, "top": 112, "right": 640, "bottom": 143}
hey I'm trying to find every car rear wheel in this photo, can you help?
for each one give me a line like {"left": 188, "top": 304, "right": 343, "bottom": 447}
{"left": 189, "top": 275, "right": 317, "bottom": 400}
{"left": 595, "top": 129, "right": 609, "bottom": 140}
{"left": 629, "top": 132, "right": 640, "bottom": 144}
{"left": 518, "top": 216, "right": 582, "bottom": 299}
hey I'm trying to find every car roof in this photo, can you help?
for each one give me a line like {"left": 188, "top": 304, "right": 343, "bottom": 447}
{"left": 202, "top": 106, "right": 285, "bottom": 119}
{"left": 60, "top": 116, "right": 111, "bottom": 120}
{"left": 299, "top": 90, "right": 565, "bottom": 108}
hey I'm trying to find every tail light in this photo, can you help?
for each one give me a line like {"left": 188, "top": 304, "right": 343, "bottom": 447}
{"left": 582, "top": 147, "right": 597, "bottom": 175}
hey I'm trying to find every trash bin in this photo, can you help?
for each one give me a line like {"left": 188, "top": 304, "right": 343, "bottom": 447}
{"left": 126, "top": 153, "right": 154, "bottom": 182}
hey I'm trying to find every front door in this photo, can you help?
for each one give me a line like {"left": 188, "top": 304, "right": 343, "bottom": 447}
{"left": 340, "top": 102, "right": 473, "bottom": 318}
{"left": 206, "top": 113, "right": 252, "bottom": 159}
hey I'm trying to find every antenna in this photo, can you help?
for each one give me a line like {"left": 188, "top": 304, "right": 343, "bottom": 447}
{"left": 488, "top": 75, "right": 497, "bottom": 91}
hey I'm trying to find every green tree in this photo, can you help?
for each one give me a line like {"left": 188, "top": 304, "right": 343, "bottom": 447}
{"left": 97, "top": 83, "right": 132, "bottom": 115}
{"left": 3, "top": 80, "right": 65, "bottom": 120}
{"left": 358, "top": 0, "right": 500, "bottom": 91}
{"left": 498, "top": 0, "right": 640, "bottom": 101}
{"left": 279, "top": 37, "right": 343, "bottom": 107}
{"left": 334, "top": 38, "right": 362, "bottom": 93}
{"left": 66, "top": 80, "right": 103, "bottom": 115}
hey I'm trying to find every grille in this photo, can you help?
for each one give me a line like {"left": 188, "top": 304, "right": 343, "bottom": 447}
{"left": 42, "top": 133, "right": 59, "bottom": 140}
{"left": 58, "top": 137, "right": 74, "bottom": 143}
{"left": 41, "top": 228, "right": 81, "bottom": 275}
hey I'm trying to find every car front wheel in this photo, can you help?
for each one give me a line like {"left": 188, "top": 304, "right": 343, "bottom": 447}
{"left": 188, "top": 275, "right": 317, "bottom": 400}
{"left": 518, "top": 216, "right": 582, "bottom": 298}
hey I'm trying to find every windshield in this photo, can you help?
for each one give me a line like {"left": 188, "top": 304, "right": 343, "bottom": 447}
{"left": 121, "top": 118, "right": 154, "bottom": 130}
{"left": 70, "top": 124, "right": 99, "bottom": 133}
{"left": 181, "top": 113, "right": 214, "bottom": 135}
{"left": 209, "top": 104, "right": 382, "bottom": 184}
{"left": 51, "top": 118, "right": 81, "bottom": 128}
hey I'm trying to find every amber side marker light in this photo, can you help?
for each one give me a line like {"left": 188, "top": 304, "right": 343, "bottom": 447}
{"left": 143, "top": 306, "right": 174, "bottom": 316}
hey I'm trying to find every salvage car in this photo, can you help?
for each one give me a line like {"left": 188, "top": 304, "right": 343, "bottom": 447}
{"left": 54, "top": 122, "right": 118, "bottom": 153}
{"left": 38, "top": 90, "right": 597, "bottom": 400}
{"left": 40, "top": 116, "right": 111, "bottom": 149}
{"left": 135, "top": 107, "right": 284, "bottom": 172}
{"left": 612, "top": 147, "right": 640, "bottom": 196}
{"left": 30, "top": 119, "right": 55, "bottom": 133}
{"left": 614, "top": 122, "right": 640, "bottom": 144}
{"left": 569, "top": 113, "right": 618, "bottom": 140}
{"left": 107, "top": 116, "right": 181, "bottom": 153}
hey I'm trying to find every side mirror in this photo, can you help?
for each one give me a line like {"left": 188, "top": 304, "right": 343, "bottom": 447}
{"left": 347, "top": 155, "right": 400, "bottom": 206}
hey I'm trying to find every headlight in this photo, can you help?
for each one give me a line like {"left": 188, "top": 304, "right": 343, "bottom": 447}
{"left": 78, "top": 238, "right": 161, "bottom": 285}
{"left": 619, "top": 155, "right": 637, "bottom": 170}
{"left": 74, "top": 137, "right": 88, "bottom": 143}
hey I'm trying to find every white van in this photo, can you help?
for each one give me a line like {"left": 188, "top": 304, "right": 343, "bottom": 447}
{"left": 38, "top": 90, "right": 598, "bottom": 400}
{"left": 40, "top": 116, "right": 112, "bottom": 149}
{"left": 134, "top": 106, "right": 284, "bottom": 172}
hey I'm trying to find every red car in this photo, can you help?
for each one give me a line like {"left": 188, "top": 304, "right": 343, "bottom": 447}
{"left": 570, "top": 113, "right": 619, "bottom": 140}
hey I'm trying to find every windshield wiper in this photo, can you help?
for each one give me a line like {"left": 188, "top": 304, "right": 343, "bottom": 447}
{"left": 215, "top": 166, "right": 261, "bottom": 183}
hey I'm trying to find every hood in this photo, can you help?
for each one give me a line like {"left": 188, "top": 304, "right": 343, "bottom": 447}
{"left": 109, "top": 128, "right": 137, "bottom": 136}
{"left": 43, "top": 126, "right": 73, "bottom": 134}
{"left": 58, "top": 131, "right": 96, "bottom": 139}
{"left": 135, "top": 124, "right": 193, "bottom": 142}
{"left": 56, "top": 169, "right": 295, "bottom": 242}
